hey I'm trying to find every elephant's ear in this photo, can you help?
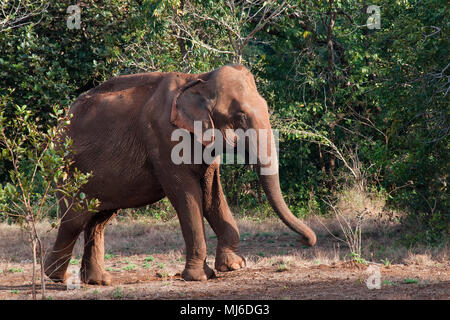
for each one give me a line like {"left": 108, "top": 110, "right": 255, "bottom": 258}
{"left": 171, "top": 79, "right": 216, "bottom": 146}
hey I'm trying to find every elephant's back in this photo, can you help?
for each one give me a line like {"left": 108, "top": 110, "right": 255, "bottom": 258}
{"left": 65, "top": 74, "right": 165, "bottom": 209}
{"left": 69, "top": 72, "right": 164, "bottom": 120}
{"left": 68, "top": 83, "right": 150, "bottom": 157}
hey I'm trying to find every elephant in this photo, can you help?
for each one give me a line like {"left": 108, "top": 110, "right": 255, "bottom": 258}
{"left": 44, "top": 64, "right": 316, "bottom": 285}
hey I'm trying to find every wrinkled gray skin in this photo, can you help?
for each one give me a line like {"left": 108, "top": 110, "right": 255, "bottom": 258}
{"left": 44, "top": 64, "right": 317, "bottom": 285}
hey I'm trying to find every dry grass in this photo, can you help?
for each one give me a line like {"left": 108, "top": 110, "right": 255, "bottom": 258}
{"left": 0, "top": 214, "right": 447, "bottom": 268}
{"left": 405, "top": 250, "right": 448, "bottom": 267}
{"left": 335, "top": 187, "right": 387, "bottom": 220}
{"left": 0, "top": 222, "right": 52, "bottom": 262}
{"left": 0, "top": 214, "right": 448, "bottom": 300}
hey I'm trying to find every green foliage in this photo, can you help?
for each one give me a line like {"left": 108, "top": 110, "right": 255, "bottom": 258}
{"left": 8, "top": 267, "right": 24, "bottom": 273}
{"left": 382, "top": 258, "right": 391, "bottom": 267}
{"left": 350, "top": 252, "right": 368, "bottom": 265}
{"left": 0, "top": 103, "right": 98, "bottom": 299}
{"left": 122, "top": 264, "right": 138, "bottom": 271}
{"left": 403, "top": 278, "right": 419, "bottom": 284}
{"left": 0, "top": 105, "right": 98, "bottom": 222}
{"left": 110, "top": 286, "right": 124, "bottom": 299}
{"left": 105, "top": 253, "right": 117, "bottom": 260}
{"left": 148, "top": 198, "right": 177, "bottom": 221}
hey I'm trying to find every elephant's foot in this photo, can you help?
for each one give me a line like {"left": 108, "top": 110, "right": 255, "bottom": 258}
{"left": 182, "top": 263, "right": 216, "bottom": 281}
{"left": 44, "top": 257, "right": 70, "bottom": 283}
{"left": 215, "top": 250, "right": 246, "bottom": 272}
{"left": 46, "top": 270, "right": 69, "bottom": 283}
{"left": 80, "top": 267, "right": 112, "bottom": 286}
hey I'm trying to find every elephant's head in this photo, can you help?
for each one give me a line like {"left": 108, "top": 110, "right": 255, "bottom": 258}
{"left": 171, "top": 64, "right": 317, "bottom": 246}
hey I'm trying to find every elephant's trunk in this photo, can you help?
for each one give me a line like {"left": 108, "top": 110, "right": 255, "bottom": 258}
{"left": 258, "top": 172, "right": 317, "bottom": 246}
{"left": 251, "top": 125, "right": 317, "bottom": 246}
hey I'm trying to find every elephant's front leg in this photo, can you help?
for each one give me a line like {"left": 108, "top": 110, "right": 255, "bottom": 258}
{"left": 202, "top": 161, "right": 246, "bottom": 272}
{"left": 161, "top": 170, "right": 215, "bottom": 281}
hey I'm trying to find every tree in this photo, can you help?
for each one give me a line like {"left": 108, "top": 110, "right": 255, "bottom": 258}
{"left": 0, "top": 104, "right": 98, "bottom": 299}
{"left": 0, "top": 0, "right": 48, "bottom": 32}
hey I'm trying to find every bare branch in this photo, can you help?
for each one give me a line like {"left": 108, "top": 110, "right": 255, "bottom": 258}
{"left": 0, "top": 0, "right": 48, "bottom": 32}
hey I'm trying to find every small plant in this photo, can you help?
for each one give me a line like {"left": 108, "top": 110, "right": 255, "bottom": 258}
{"left": 122, "top": 264, "right": 137, "bottom": 271}
{"left": 143, "top": 262, "right": 152, "bottom": 269}
{"left": 157, "top": 271, "right": 170, "bottom": 278}
{"left": 104, "top": 253, "right": 116, "bottom": 260}
{"left": 144, "top": 256, "right": 155, "bottom": 262}
{"left": 382, "top": 258, "right": 391, "bottom": 267}
{"left": 0, "top": 105, "right": 98, "bottom": 299}
{"left": 69, "top": 258, "right": 80, "bottom": 265}
{"left": 10, "top": 290, "right": 20, "bottom": 294}
{"left": 157, "top": 262, "right": 166, "bottom": 269}
{"left": 111, "top": 286, "right": 124, "bottom": 299}
{"left": 350, "top": 252, "right": 368, "bottom": 265}
{"left": 404, "top": 278, "right": 419, "bottom": 284}
{"left": 106, "top": 267, "right": 119, "bottom": 272}
{"left": 319, "top": 197, "right": 367, "bottom": 261}
{"left": 382, "top": 280, "right": 398, "bottom": 286}
{"left": 276, "top": 263, "right": 289, "bottom": 272}
{"left": 8, "top": 267, "right": 24, "bottom": 273}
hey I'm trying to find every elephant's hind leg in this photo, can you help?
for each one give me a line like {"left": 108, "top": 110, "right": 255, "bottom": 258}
{"left": 80, "top": 209, "right": 117, "bottom": 285}
{"left": 45, "top": 207, "right": 88, "bottom": 283}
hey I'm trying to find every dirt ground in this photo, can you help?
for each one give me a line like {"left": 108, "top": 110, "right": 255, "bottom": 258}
{"left": 0, "top": 216, "right": 448, "bottom": 300}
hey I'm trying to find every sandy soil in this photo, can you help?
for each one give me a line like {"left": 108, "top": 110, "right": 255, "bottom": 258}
{"left": 0, "top": 217, "right": 448, "bottom": 300}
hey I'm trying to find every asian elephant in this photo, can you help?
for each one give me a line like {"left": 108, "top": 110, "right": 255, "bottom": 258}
{"left": 44, "top": 64, "right": 316, "bottom": 285}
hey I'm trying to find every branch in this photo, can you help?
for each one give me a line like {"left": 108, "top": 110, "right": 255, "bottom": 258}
{"left": 0, "top": 1, "right": 48, "bottom": 32}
